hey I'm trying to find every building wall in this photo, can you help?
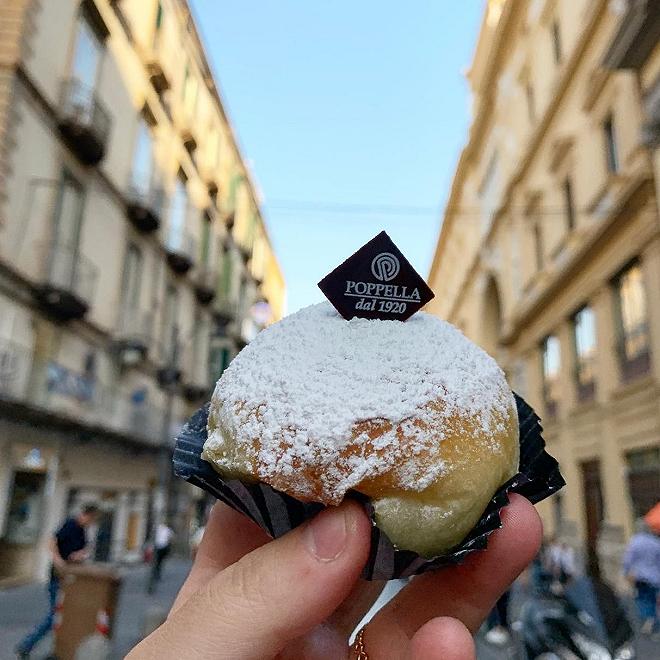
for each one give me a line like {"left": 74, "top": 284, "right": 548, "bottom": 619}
{"left": 428, "top": 0, "right": 660, "bottom": 587}
{"left": 0, "top": 0, "right": 285, "bottom": 583}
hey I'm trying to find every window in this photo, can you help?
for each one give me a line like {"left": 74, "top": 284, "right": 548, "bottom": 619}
{"left": 533, "top": 221, "right": 544, "bottom": 271}
{"left": 52, "top": 172, "right": 84, "bottom": 249}
{"left": 199, "top": 212, "right": 211, "bottom": 267}
{"left": 168, "top": 176, "right": 188, "bottom": 250}
{"left": 603, "top": 115, "right": 619, "bottom": 173}
{"left": 542, "top": 335, "right": 560, "bottom": 417}
{"left": 553, "top": 493, "right": 563, "bottom": 531}
{"left": 626, "top": 448, "right": 660, "bottom": 522}
{"left": 71, "top": 14, "right": 103, "bottom": 89}
{"left": 573, "top": 306, "right": 596, "bottom": 401}
{"left": 155, "top": 1, "right": 163, "bottom": 31}
{"left": 119, "top": 244, "right": 143, "bottom": 326}
{"left": 551, "top": 20, "right": 562, "bottom": 64}
{"left": 192, "top": 309, "right": 202, "bottom": 377}
{"left": 563, "top": 177, "right": 576, "bottom": 231}
{"left": 209, "top": 346, "right": 231, "bottom": 384}
{"left": 525, "top": 82, "right": 536, "bottom": 123}
{"left": 131, "top": 119, "right": 154, "bottom": 195}
{"left": 222, "top": 243, "right": 232, "bottom": 299}
{"left": 162, "top": 284, "right": 179, "bottom": 361}
{"left": 479, "top": 151, "right": 500, "bottom": 235}
{"left": 182, "top": 62, "right": 198, "bottom": 117}
{"left": 214, "top": 130, "right": 222, "bottom": 168}
{"left": 614, "top": 262, "right": 650, "bottom": 380}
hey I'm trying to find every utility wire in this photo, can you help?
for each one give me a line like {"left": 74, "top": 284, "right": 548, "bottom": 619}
{"left": 265, "top": 199, "right": 624, "bottom": 219}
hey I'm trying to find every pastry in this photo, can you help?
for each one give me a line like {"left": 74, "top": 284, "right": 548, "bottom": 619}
{"left": 202, "top": 302, "right": 519, "bottom": 557}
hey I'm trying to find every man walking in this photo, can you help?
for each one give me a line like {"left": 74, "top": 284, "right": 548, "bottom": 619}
{"left": 148, "top": 521, "right": 174, "bottom": 593}
{"left": 622, "top": 514, "right": 660, "bottom": 635}
{"left": 15, "top": 503, "right": 99, "bottom": 658}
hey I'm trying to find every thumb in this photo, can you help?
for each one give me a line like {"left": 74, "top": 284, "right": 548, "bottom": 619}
{"left": 128, "top": 500, "right": 371, "bottom": 659}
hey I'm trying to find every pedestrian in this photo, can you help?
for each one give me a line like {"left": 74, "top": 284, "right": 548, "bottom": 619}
{"left": 148, "top": 521, "right": 174, "bottom": 593}
{"left": 545, "top": 536, "right": 578, "bottom": 584}
{"left": 128, "top": 495, "right": 543, "bottom": 658}
{"left": 484, "top": 590, "right": 511, "bottom": 645}
{"left": 15, "top": 503, "right": 99, "bottom": 658}
{"left": 190, "top": 525, "right": 205, "bottom": 561}
{"left": 622, "top": 514, "right": 660, "bottom": 635}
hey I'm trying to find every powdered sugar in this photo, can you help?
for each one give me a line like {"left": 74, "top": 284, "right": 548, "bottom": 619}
{"left": 204, "top": 301, "right": 514, "bottom": 503}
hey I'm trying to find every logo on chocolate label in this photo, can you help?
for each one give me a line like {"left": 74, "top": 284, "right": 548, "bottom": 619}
{"left": 318, "top": 231, "right": 434, "bottom": 322}
{"left": 371, "top": 253, "right": 400, "bottom": 282}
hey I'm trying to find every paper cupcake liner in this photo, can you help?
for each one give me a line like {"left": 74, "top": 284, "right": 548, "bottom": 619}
{"left": 173, "top": 394, "right": 564, "bottom": 580}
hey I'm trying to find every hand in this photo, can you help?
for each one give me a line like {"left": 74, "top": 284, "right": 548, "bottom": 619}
{"left": 127, "top": 494, "right": 541, "bottom": 659}
{"left": 68, "top": 549, "right": 89, "bottom": 562}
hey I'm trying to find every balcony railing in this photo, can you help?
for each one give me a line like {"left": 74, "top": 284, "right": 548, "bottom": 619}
{"left": 125, "top": 177, "right": 166, "bottom": 233}
{"left": 212, "top": 297, "right": 238, "bottom": 331}
{"left": 112, "top": 395, "right": 163, "bottom": 446}
{"left": 193, "top": 265, "right": 218, "bottom": 306}
{"left": 181, "top": 359, "right": 212, "bottom": 403}
{"left": 32, "top": 241, "right": 98, "bottom": 322}
{"left": 163, "top": 220, "right": 196, "bottom": 275}
{"left": 57, "top": 78, "right": 111, "bottom": 165}
{"left": 115, "top": 309, "right": 155, "bottom": 365}
{"left": 0, "top": 339, "right": 32, "bottom": 402}
{"left": 0, "top": 338, "right": 164, "bottom": 446}
{"left": 617, "top": 323, "right": 651, "bottom": 383}
{"left": 575, "top": 357, "right": 596, "bottom": 403}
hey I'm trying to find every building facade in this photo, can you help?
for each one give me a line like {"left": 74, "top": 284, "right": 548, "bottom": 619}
{"left": 0, "top": 0, "right": 285, "bottom": 583}
{"left": 428, "top": 0, "right": 659, "bottom": 585}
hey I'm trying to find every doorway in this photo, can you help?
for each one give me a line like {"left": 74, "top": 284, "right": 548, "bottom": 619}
{"left": 580, "top": 460, "right": 604, "bottom": 576}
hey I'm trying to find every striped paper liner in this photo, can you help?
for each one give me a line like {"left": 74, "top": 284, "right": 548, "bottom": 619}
{"left": 173, "top": 394, "right": 564, "bottom": 580}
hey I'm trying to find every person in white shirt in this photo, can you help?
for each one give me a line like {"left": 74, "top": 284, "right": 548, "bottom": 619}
{"left": 148, "top": 522, "right": 174, "bottom": 593}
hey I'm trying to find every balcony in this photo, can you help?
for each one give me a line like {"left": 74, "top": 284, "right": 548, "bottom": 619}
{"left": 125, "top": 179, "right": 165, "bottom": 233}
{"left": 32, "top": 242, "right": 98, "bottom": 322}
{"left": 114, "top": 310, "right": 154, "bottom": 366}
{"left": 112, "top": 394, "right": 163, "bottom": 446}
{"left": 57, "top": 78, "right": 111, "bottom": 166}
{"left": 193, "top": 266, "right": 217, "bottom": 306}
{"left": 181, "top": 128, "right": 197, "bottom": 155}
{"left": 163, "top": 229, "right": 196, "bottom": 275}
{"left": 603, "top": 0, "right": 660, "bottom": 71}
{"left": 239, "top": 243, "right": 251, "bottom": 266}
{"left": 181, "top": 348, "right": 212, "bottom": 403}
{"left": 212, "top": 298, "right": 237, "bottom": 331}
{"left": 0, "top": 337, "right": 165, "bottom": 447}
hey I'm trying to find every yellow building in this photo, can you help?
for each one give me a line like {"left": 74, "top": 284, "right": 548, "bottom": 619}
{"left": 0, "top": 0, "right": 284, "bottom": 583}
{"left": 428, "top": 0, "right": 659, "bottom": 584}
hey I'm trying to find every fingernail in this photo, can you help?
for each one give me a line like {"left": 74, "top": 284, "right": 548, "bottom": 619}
{"left": 306, "top": 506, "right": 348, "bottom": 561}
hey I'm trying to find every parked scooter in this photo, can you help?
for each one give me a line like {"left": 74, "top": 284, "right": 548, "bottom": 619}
{"left": 518, "top": 572, "right": 635, "bottom": 660}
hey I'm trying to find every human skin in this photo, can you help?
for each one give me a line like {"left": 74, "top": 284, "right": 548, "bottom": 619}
{"left": 127, "top": 494, "right": 542, "bottom": 659}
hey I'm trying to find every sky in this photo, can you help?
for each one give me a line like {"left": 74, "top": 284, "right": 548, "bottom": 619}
{"left": 190, "top": 1, "right": 485, "bottom": 314}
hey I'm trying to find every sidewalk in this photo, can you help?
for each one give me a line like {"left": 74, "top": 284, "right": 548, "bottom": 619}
{"left": 0, "top": 558, "right": 191, "bottom": 659}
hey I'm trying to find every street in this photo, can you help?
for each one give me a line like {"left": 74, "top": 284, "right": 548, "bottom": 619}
{"left": 0, "top": 559, "right": 190, "bottom": 659}
{"left": 1, "top": 562, "right": 659, "bottom": 659}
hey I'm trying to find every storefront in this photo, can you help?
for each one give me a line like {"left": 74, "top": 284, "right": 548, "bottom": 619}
{"left": 0, "top": 439, "right": 58, "bottom": 583}
{"left": 0, "top": 416, "right": 161, "bottom": 584}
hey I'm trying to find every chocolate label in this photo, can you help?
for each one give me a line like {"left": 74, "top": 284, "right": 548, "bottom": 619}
{"left": 318, "top": 231, "right": 434, "bottom": 321}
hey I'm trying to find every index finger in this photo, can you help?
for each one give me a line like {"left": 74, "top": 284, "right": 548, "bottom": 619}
{"left": 170, "top": 501, "right": 271, "bottom": 614}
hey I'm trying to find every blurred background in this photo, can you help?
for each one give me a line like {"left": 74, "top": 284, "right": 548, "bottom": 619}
{"left": 0, "top": 0, "right": 658, "bottom": 657}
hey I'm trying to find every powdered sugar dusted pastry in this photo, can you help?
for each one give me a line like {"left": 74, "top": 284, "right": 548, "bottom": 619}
{"left": 202, "top": 302, "right": 519, "bottom": 557}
